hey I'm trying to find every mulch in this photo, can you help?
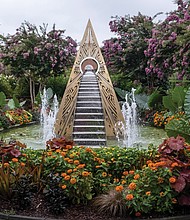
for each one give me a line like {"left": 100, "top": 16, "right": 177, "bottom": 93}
{"left": 0, "top": 194, "right": 190, "bottom": 220}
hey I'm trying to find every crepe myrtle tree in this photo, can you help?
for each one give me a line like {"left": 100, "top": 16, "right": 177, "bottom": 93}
{"left": 102, "top": 13, "right": 155, "bottom": 91}
{"left": 0, "top": 21, "right": 77, "bottom": 108}
{"left": 144, "top": 0, "right": 190, "bottom": 88}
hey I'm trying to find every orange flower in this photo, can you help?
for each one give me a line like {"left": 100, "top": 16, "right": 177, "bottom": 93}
{"left": 70, "top": 178, "right": 77, "bottom": 184}
{"left": 102, "top": 172, "right": 107, "bottom": 177}
{"left": 56, "top": 149, "right": 61, "bottom": 153}
{"left": 123, "top": 171, "right": 129, "bottom": 176}
{"left": 22, "top": 153, "right": 27, "bottom": 157}
{"left": 128, "top": 182, "right": 136, "bottom": 190}
{"left": 146, "top": 160, "right": 152, "bottom": 165}
{"left": 64, "top": 157, "right": 70, "bottom": 161}
{"left": 160, "top": 192, "right": 164, "bottom": 197}
{"left": 61, "top": 152, "right": 66, "bottom": 157}
{"left": 20, "top": 162, "right": 25, "bottom": 167}
{"left": 95, "top": 165, "right": 100, "bottom": 168}
{"left": 66, "top": 145, "right": 72, "bottom": 149}
{"left": 171, "top": 162, "right": 178, "bottom": 168}
{"left": 115, "top": 185, "right": 124, "bottom": 192}
{"left": 114, "top": 178, "right": 119, "bottom": 183}
{"left": 67, "top": 169, "right": 73, "bottom": 174}
{"left": 12, "top": 158, "right": 18, "bottom": 163}
{"left": 129, "top": 170, "right": 134, "bottom": 175}
{"left": 126, "top": 194, "right": 134, "bottom": 201}
{"left": 68, "top": 159, "right": 73, "bottom": 164}
{"left": 121, "top": 180, "right": 126, "bottom": 185}
{"left": 61, "top": 172, "right": 67, "bottom": 177}
{"left": 85, "top": 147, "right": 92, "bottom": 152}
{"left": 73, "top": 168, "right": 77, "bottom": 172}
{"left": 77, "top": 164, "right": 85, "bottom": 169}
{"left": 64, "top": 175, "right": 71, "bottom": 181}
{"left": 3, "top": 162, "right": 9, "bottom": 167}
{"left": 146, "top": 191, "right": 151, "bottom": 196}
{"left": 169, "top": 177, "right": 177, "bottom": 183}
{"left": 172, "top": 198, "right": 177, "bottom": 204}
{"left": 134, "top": 174, "right": 140, "bottom": 180}
{"left": 61, "top": 185, "right": 67, "bottom": 189}
{"left": 47, "top": 152, "right": 52, "bottom": 156}
{"left": 82, "top": 171, "right": 89, "bottom": 177}
{"left": 74, "top": 160, "right": 80, "bottom": 165}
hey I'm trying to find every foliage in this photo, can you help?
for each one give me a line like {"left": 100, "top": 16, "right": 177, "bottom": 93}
{"left": 0, "top": 92, "right": 6, "bottom": 108}
{"left": 1, "top": 135, "right": 190, "bottom": 217}
{"left": 153, "top": 111, "right": 184, "bottom": 128}
{"left": 145, "top": 1, "right": 190, "bottom": 85}
{"left": 158, "top": 135, "right": 190, "bottom": 205}
{"left": 12, "top": 175, "right": 37, "bottom": 210}
{"left": 93, "top": 189, "right": 127, "bottom": 217}
{"left": 46, "top": 73, "right": 69, "bottom": 100}
{"left": 102, "top": 13, "right": 155, "bottom": 91}
{"left": 184, "top": 86, "right": 190, "bottom": 119}
{"left": 5, "top": 109, "right": 32, "bottom": 125}
{"left": 148, "top": 90, "right": 163, "bottom": 110}
{"left": 43, "top": 174, "right": 69, "bottom": 215}
{"left": 163, "top": 86, "right": 186, "bottom": 114}
{"left": 0, "top": 21, "right": 77, "bottom": 108}
{"left": 165, "top": 118, "right": 190, "bottom": 143}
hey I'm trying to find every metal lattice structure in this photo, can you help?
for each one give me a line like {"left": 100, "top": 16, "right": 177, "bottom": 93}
{"left": 54, "top": 19, "right": 124, "bottom": 140}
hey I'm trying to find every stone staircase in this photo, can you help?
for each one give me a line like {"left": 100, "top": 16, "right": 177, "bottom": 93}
{"left": 73, "top": 71, "right": 107, "bottom": 147}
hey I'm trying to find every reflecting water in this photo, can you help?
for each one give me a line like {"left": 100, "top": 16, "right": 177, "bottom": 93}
{"left": 0, "top": 124, "right": 167, "bottom": 149}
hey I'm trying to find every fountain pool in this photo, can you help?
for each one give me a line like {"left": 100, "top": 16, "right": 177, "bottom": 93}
{"left": 0, "top": 123, "right": 167, "bottom": 149}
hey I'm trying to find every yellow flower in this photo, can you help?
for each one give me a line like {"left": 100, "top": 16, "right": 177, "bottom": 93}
{"left": 82, "top": 171, "right": 89, "bottom": 177}
{"left": 146, "top": 191, "right": 151, "bottom": 196}
{"left": 102, "top": 172, "right": 107, "bottom": 177}
{"left": 160, "top": 192, "right": 164, "bottom": 197}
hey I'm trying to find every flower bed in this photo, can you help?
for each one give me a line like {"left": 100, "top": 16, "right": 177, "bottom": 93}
{"left": 0, "top": 136, "right": 190, "bottom": 219}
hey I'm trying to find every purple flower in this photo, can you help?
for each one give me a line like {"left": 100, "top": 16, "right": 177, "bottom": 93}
{"left": 23, "top": 52, "right": 29, "bottom": 59}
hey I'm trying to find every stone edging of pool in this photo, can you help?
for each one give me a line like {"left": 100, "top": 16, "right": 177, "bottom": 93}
{"left": 0, "top": 121, "right": 38, "bottom": 132}
{"left": 0, "top": 212, "right": 190, "bottom": 220}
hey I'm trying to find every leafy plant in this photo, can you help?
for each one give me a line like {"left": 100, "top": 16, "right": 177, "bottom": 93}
{"left": 0, "top": 92, "right": 6, "bottom": 108}
{"left": 163, "top": 86, "right": 185, "bottom": 114}
{"left": 43, "top": 174, "right": 69, "bottom": 215}
{"left": 158, "top": 136, "right": 190, "bottom": 205}
{"left": 184, "top": 86, "right": 190, "bottom": 119}
{"left": 148, "top": 90, "right": 163, "bottom": 110}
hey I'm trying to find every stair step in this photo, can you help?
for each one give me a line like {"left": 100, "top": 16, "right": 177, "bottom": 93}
{"left": 75, "top": 119, "right": 104, "bottom": 121}
{"left": 73, "top": 131, "right": 105, "bottom": 135}
{"left": 74, "top": 138, "right": 107, "bottom": 142}
{"left": 74, "top": 125, "right": 104, "bottom": 127}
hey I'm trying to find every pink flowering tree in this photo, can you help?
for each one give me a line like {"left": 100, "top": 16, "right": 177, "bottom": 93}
{"left": 0, "top": 22, "right": 77, "bottom": 108}
{"left": 144, "top": 0, "right": 190, "bottom": 88}
{"left": 102, "top": 13, "right": 155, "bottom": 91}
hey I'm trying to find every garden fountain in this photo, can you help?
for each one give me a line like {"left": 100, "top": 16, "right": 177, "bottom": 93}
{"left": 40, "top": 88, "right": 59, "bottom": 146}
{"left": 115, "top": 88, "right": 140, "bottom": 147}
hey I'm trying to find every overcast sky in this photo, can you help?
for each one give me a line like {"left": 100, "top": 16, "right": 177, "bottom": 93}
{"left": 1, "top": 0, "right": 177, "bottom": 45}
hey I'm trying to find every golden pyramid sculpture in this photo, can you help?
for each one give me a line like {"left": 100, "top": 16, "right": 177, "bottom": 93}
{"left": 54, "top": 19, "right": 124, "bottom": 141}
